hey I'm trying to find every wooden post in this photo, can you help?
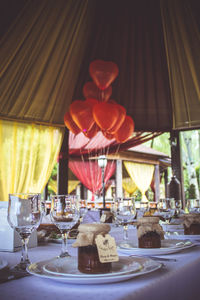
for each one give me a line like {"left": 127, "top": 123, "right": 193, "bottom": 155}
{"left": 164, "top": 168, "right": 168, "bottom": 197}
{"left": 154, "top": 164, "right": 160, "bottom": 202}
{"left": 116, "top": 159, "right": 123, "bottom": 198}
{"left": 170, "top": 130, "right": 185, "bottom": 208}
{"left": 57, "top": 128, "right": 69, "bottom": 195}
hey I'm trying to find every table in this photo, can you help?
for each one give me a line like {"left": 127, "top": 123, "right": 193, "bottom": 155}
{"left": 0, "top": 226, "right": 200, "bottom": 300}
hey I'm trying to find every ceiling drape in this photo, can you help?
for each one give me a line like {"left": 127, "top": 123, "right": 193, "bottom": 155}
{"left": 1, "top": 0, "right": 200, "bottom": 131}
{"left": 0, "top": 0, "right": 94, "bottom": 126}
{"left": 72, "top": 0, "right": 173, "bottom": 132}
{"left": 160, "top": 0, "right": 200, "bottom": 129}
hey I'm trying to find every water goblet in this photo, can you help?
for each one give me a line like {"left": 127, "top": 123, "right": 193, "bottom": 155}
{"left": 50, "top": 195, "right": 80, "bottom": 258}
{"left": 7, "top": 193, "right": 43, "bottom": 272}
{"left": 78, "top": 199, "right": 88, "bottom": 223}
{"left": 147, "top": 201, "right": 158, "bottom": 216}
{"left": 174, "top": 200, "right": 184, "bottom": 216}
{"left": 136, "top": 201, "right": 149, "bottom": 219}
{"left": 186, "top": 199, "right": 200, "bottom": 213}
{"left": 112, "top": 197, "right": 136, "bottom": 248}
{"left": 158, "top": 198, "right": 175, "bottom": 235}
{"left": 157, "top": 198, "right": 175, "bottom": 222}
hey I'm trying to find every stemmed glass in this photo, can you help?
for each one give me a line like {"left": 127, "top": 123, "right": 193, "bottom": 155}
{"left": 157, "top": 198, "right": 175, "bottom": 235}
{"left": 7, "top": 193, "right": 43, "bottom": 272}
{"left": 157, "top": 198, "right": 175, "bottom": 223}
{"left": 78, "top": 199, "right": 88, "bottom": 223}
{"left": 174, "top": 200, "right": 184, "bottom": 216}
{"left": 186, "top": 199, "right": 200, "bottom": 213}
{"left": 112, "top": 197, "right": 136, "bottom": 248}
{"left": 50, "top": 195, "right": 80, "bottom": 258}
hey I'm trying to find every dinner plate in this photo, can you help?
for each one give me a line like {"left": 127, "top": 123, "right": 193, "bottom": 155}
{"left": 0, "top": 259, "right": 8, "bottom": 270}
{"left": 117, "top": 239, "right": 194, "bottom": 255}
{"left": 27, "top": 256, "right": 162, "bottom": 284}
{"left": 43, "top": 256, "right": 142, "bottom": 277}
{"left": 165, "top": 234, "right": 200, "bottom": 242}
{"left": 162, "top": 224, "right": 184, "bottom": 230}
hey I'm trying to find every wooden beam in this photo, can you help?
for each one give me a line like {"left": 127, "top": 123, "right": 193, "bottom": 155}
{"left": 154, "top": 165, "right": 160, "bottom": 202}
{"left": 58, "top": 128, "right": 69, "bottom": 195}
{"left": 170, "top": 130, "right": 185, "bottom": 207}
{"left": 116, "top": 160, "right": 123, "bottom": 198}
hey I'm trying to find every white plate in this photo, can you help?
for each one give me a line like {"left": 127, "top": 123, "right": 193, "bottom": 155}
{"left": 27, "top": 256, "right": 162, "bottom": 284}
{"left": 165, "top": 234, "right": 200, "bottom": 242}
{"left": 43, "top": 256, "right": 142, "bottom": 277}
{"left": 117, "top": 239, "right": 194, "bottom": 255}
{"left": 162, "top": 224, "right": 184, "bottom": 230}
{"left": 0, "top": 259, "right": 8, "bottom": 270}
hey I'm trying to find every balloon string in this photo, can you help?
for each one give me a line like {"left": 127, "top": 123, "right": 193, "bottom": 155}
{"left": 88, "top": 148, "right": 96, "bottom": 198}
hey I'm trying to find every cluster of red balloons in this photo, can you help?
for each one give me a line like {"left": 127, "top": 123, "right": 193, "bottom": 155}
{"left": 64, "top": 60, "right": 135, "bottom": 143}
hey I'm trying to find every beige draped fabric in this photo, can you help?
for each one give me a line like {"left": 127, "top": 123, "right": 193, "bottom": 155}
{"left": 0, "top": 0, "right": 94, "bottom": 126}
{"left": 0, "top": 120, "right": 64, "bottom": 201}
{"left": 122, "top": 177, "right": 138, "bottom": 196}
{"left": 124, "top": 161, "right": 154, "bottom": 202}
{"left": 161, "top": 0, "right": 200, "bottom": 129}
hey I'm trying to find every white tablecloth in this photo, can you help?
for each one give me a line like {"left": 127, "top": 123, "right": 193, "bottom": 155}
{"left": 1, "top": 226, "right": 200, "bottom": 300}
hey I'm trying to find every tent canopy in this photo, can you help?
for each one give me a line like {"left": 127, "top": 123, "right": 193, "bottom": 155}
{"left": 1, "top": 0, "right": 200, "bottom": 131}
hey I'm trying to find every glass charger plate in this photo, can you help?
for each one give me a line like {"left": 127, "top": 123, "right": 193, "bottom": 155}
{"left": 43, "top": 256, "right": 142, "bottom": 277}
{"left": 27, "top": 256, "right": 162, "bottom": 284}
{"left": 0, "top": 259, "right": 8, "bottom": 270}
{"left": 117, "top": 239, "right": 194, "bottom": 255}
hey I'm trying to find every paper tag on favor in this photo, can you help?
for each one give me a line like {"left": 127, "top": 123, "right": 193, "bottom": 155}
{"left": 95, "top": 234, "right": 119, "bottom": 263}
{"left": 100, "top": 214, "right": 106, "bottom": 223}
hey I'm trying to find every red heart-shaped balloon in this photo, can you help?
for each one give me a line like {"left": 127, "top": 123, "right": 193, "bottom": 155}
{"left": 64, "top": 111, "right": 81, "bottom": 135}
{"left": 107, "top": 100, "right": 126, "bottom": 134}
{"left": 115, "top": 116, "right": 135, "bottom": 143}
{"left": 93, "top": 102, "right": 119, "bottom": 131}
{"left": 102, "top": 131, "right": 114, "bottom": 140}
{"left": 89, "top": 60, "right": 119, "bottom": 90}
{"left": 83, "top": 123, "right": 99, "bottom": 139}
{"left": 85, "top": 98, "right": 99, "bottom": 108}
{"left": 70, "top": 100, "right": 94, "bottom": 133}
{"left": 83, "top": 81, "right": 112, "bottom": 101}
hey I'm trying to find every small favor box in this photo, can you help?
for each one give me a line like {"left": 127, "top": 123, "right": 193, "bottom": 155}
{"left": 0, "top": 201, "right": 37, "bottom": 252}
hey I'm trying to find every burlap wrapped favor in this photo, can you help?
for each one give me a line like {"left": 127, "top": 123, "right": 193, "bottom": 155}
{"left": 182, "top": 213, "right": 200, "bottom": 228}
{"left": 72, "top": 223, "right": 111, "bottom": 247}
{"left": 137, "top": 217, "right": 164, "bottom": 239}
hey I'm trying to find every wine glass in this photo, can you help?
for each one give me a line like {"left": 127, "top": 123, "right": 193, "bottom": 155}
{"left": 157, "top": 198, "right": 175, "bottom": 235}
{"left": 186, "top": 199, "right": 200, "bottom": 213}
{"left": 78, "top": 199, "right": 88, "bottom": 223}
{"left": 50, "top": 195, "right": 80, "bottom": 258}
{"left": 174, "top": 200, "right": 184, "bottom": 216}
{"left": 7, "top": 193, "right": 43, "bottom": 272}
{"left": 112, "top": 197, "right": 136, "bottom": 248}
{"left": 147, "top": 201, "right": 158, "bottom": 216}
{"left": 157, "top": 198, "right": 175, "bottom": 221}
{"left": 136, "top": 201, "right": 149, "bottom": 219}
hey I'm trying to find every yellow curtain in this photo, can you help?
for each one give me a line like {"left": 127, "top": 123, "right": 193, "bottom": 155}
{"left": 124, "top": 161, "right": 154, "bottom": 202}
{"left": 122, "top": 177, "right": 138, "bottom": 196}
{"left": 48, "top": 179, "right": 80, "bottom": 194}
{"left": 0, "top": 0, "right": 94, "bottom": 126}
{"left": 161, "top": 0, "right": 200, "bottom": 129}
{"left": 0, "top": 120, "right": 64, "bottom": 201}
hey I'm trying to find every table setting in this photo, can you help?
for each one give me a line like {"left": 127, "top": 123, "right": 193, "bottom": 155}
{"left": 1, "top": 194, "right": 200, "bottom": 300}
